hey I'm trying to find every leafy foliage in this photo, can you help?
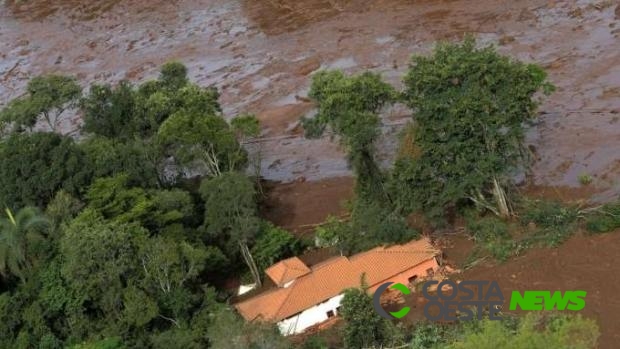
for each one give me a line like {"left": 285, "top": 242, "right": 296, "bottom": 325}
{"left": 518, "top": 200, "right": 580, "bottom": 246}
{"left": 445, "top": 313, "right": 598, "bottom": 349}
{"left": 252, "top": 222, "right": 306, "bottom": 272}
{"left": 340, "top": 284, "right": 394, "bottom": 349}
{"left": 0, "top": 75, "right": 81, "bottom": 132}
{"left": 200, "top": 172, "right": 262, "bottom": 285}
{"left": 85, "top": 174, "right": 194, "bottom": 232}
{"left": 0, "top": 207, "right": 49, "bottom": 282}
{"left": 157, "top": 111, "right": 245, "bottom": 176}
{"left": 396, "top": 38, "right": 553, "bottom": 220}
{"left": 231, "top": 114, "right": 261, "bottom": 138}
{"left": 0, "top": 132, "right": 92, "bottom": 208}
{"left": 80, "top": 81, "right": 141, "bottom": 139}
{"left": 81, "top": 136, "right": 161, "bottom": 188}
{"left": 207, "top": 307, "right": 291, "bottom": 349}
{"left": 315, "top": 201, "right": 419, "bottom": 256}
{"left": 0, "top": 61, "right": 277, "bottom": 348}
{"left": 466, "top": 215, "right": 518, "bottom": 262}
{"left": 303, "top": 70, "right": 395, "bottom": 203}
{"left": 585, "top": 202, "right": 620, "bottom": 234}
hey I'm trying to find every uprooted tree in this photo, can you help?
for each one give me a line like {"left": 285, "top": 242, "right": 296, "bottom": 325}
{"left": 396, "top": 38, "right": 554, "bottom": 219}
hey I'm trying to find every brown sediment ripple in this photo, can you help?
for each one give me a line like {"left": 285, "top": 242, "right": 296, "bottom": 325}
{"left": 0, "top": 0, "right": 619, "bottom": 198}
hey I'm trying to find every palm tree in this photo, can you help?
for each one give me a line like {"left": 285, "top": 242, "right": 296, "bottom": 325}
{"left": 0, "top": 207, "right": 49, "bottom": 282}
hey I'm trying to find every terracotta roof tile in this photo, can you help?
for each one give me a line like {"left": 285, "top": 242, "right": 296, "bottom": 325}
{"left": 235, "top": 238, "right": 439, "bottom": 322}
{"left": 265, "top": 256, "right": 311, "bottom": 287}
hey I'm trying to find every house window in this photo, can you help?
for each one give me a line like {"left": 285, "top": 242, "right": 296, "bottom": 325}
{"left": 408, "top": 275, "right": 418, "bottom": 284}
{"left": 336, "top": 306, "right": 342, "bottom": 314}
{"left": 326, "top": 310, "right": 335, "bottom": 318}
{"left": 426, "top": 268, "right": 435, "bottom": 277}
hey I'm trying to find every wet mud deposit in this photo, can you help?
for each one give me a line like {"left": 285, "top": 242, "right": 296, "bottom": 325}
{"left": 1, "top": 0, "right": 619, "bottom": 190}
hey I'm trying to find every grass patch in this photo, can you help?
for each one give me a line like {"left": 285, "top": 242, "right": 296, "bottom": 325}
{"left": 518, "top": 199, "right": 581, "bottom": 247}
{"left": 585, "top": 202, "right": 620, "bottom": 234}
{"left": 465, "top": 200, "right": 584, "bottom": 263}
{"left": 465, "top": 215, "right": 526, "bottom": 262}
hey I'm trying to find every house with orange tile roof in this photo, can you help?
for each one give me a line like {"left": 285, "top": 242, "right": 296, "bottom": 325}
{"left": 234, "top": 237, "right": 441, "bottom": 335}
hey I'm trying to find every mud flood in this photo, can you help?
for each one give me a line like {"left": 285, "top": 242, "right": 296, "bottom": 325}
{"left": 1, "top": 0, "right": 620, "bottom": 199}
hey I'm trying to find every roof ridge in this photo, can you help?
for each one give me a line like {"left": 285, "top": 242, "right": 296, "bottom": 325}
{"left": 283, "top": 259, "right": 310, "bottom": 271}
{"left": 274, "top": 280, "right": 301, "bottom": 319}
{"left": 311, "top": 256, "right": 349, "bottom": 271}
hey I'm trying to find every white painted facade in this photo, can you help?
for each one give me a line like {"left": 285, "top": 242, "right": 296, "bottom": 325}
{"left": 237, "top": 283, "right": 256, "bottom": 296}
{"left": 277, "top": 294, "right": 344, "bottom": 335}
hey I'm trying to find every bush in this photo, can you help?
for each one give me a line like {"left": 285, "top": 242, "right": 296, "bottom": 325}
{"left": 466, "top": 215, "right": 517, "bottom": 262}
{"left": 445, "top": 313, "right": 599, "bottom": 349}
{"left": 252, "top": 222, "right": 306, "bottom": 271}
{"left": 0, "top": 132, "right": 93, "bottom": 208}
{"left": 519, "top": 200, "right": 580, "bottom": 246}
{"left": 301, "top": 336, "right": 329, "bottom": 349}
{"left": 411, "top": 322, "right": 453, "bottom": 349}
{"left": 585, "top": 202, "right": 620, "bottom": 234}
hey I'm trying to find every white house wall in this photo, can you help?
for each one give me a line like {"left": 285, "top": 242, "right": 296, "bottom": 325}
{"left": 277, "top": 294, "right": 344, "bottom": 335}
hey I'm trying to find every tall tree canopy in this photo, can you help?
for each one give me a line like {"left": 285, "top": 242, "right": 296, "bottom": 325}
{"left": 0, "top": 132, "right": 92, "bottom": 208}
{"left": 0, "top": 75, "right": 81, "bottom": 132}
{"left": 302, "top": 70, "right": 395, "bottom": 204}
{"left": 395, "top": 38, "right": 553, "bottom": 219}
{"left": 200, "top": 172, "right": 262, "bottom": 286}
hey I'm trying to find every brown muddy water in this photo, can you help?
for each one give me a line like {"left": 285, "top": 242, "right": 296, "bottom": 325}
{"left": 1, "top": 0, "right": 620, "bottom": 200}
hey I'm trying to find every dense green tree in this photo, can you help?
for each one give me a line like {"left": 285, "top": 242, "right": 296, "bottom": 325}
{"left": 45, "top": 190, "right": 83, "bottom": 234}
{"left": 446, "top": 313, "right": 598, "bottom": 349}
{"left": 397, "top": 38, "right": 553, "bottom": 219}
{"left": 0, "top": 207, "right": 49, "bottom": 282}
{"left": 59, "top": 211, "right": 148, "bottom": 329}
{"left": 302, "top": 70, "right": 395, "bottom": 204}
{"left": 81, "top": 62, "right": 220, "bottom": 141}
{"left": 231, "top": 114, "right": 261, "bottom": 139}
{"left": 81, "top": 136, "right": 162, "bottom": 188}
{"left": 339, "top": 283, "right": 394, "bottom": 349}
{"left": 157, "top": 111, "right": 245, "bottom": 177}
{"left": 80, "top": 81, "right": 140, "bottom": 139}
{"left": 84, "top": 174, "right": 194, "bottom": 232}
{"left": 0, "top": 75, "right": 81, "bottom": 132}
{"left": 138, "top": 236, "right": 207, "bottom": 299}
{"left": 85, "top": 175, "right": 153, "bottom": 225}
{"left": 158, "top": 61, "right": 189, "bottom": 92}
{"left": 0, "top": 61, "right": 289, "bottom": 348}
{"left": 0, "top": 132, "right": 92, "bottom": 208}
{"left": 252, "top": 222, "right": 305, "bottom": 271}
{"left": 68, "top": 337, "right": 125, "bottom": 349}
{"left": 207, "top": 307, "right": 290, "bottom": 349}
{"left": 200, "top": 172, "right": 262, "bottom": 286}
{"left": 315, "top": 201, "right": 418, "bottom": 256}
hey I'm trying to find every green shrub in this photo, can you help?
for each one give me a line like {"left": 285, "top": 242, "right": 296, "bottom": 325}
{"left": 578, "top": 173, "right": 593, "bottom": 185}
{"left": 411, "top": 322, "right": 453, "bottom": 349}
{"left": 585, "top": 202, "right": 620, "bottom": 234}
{"left": 301, "top": 336, "right": 328, "bottom": 349}
{"left": 519, "top": 200, "right": 580, "bottom": 246}
{"left": 466, "top": 216, "right": 509, "bottom": 242}
{"left": 466, "top": 215, "right": 517, "bottom": 261}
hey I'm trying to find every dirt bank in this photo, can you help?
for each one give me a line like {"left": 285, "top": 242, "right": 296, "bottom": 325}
{"left": 459, "top": 232, "right": 620, "bottom": 349}
{"left": 261, "top": 176, "right": 354, "bottom": 235}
